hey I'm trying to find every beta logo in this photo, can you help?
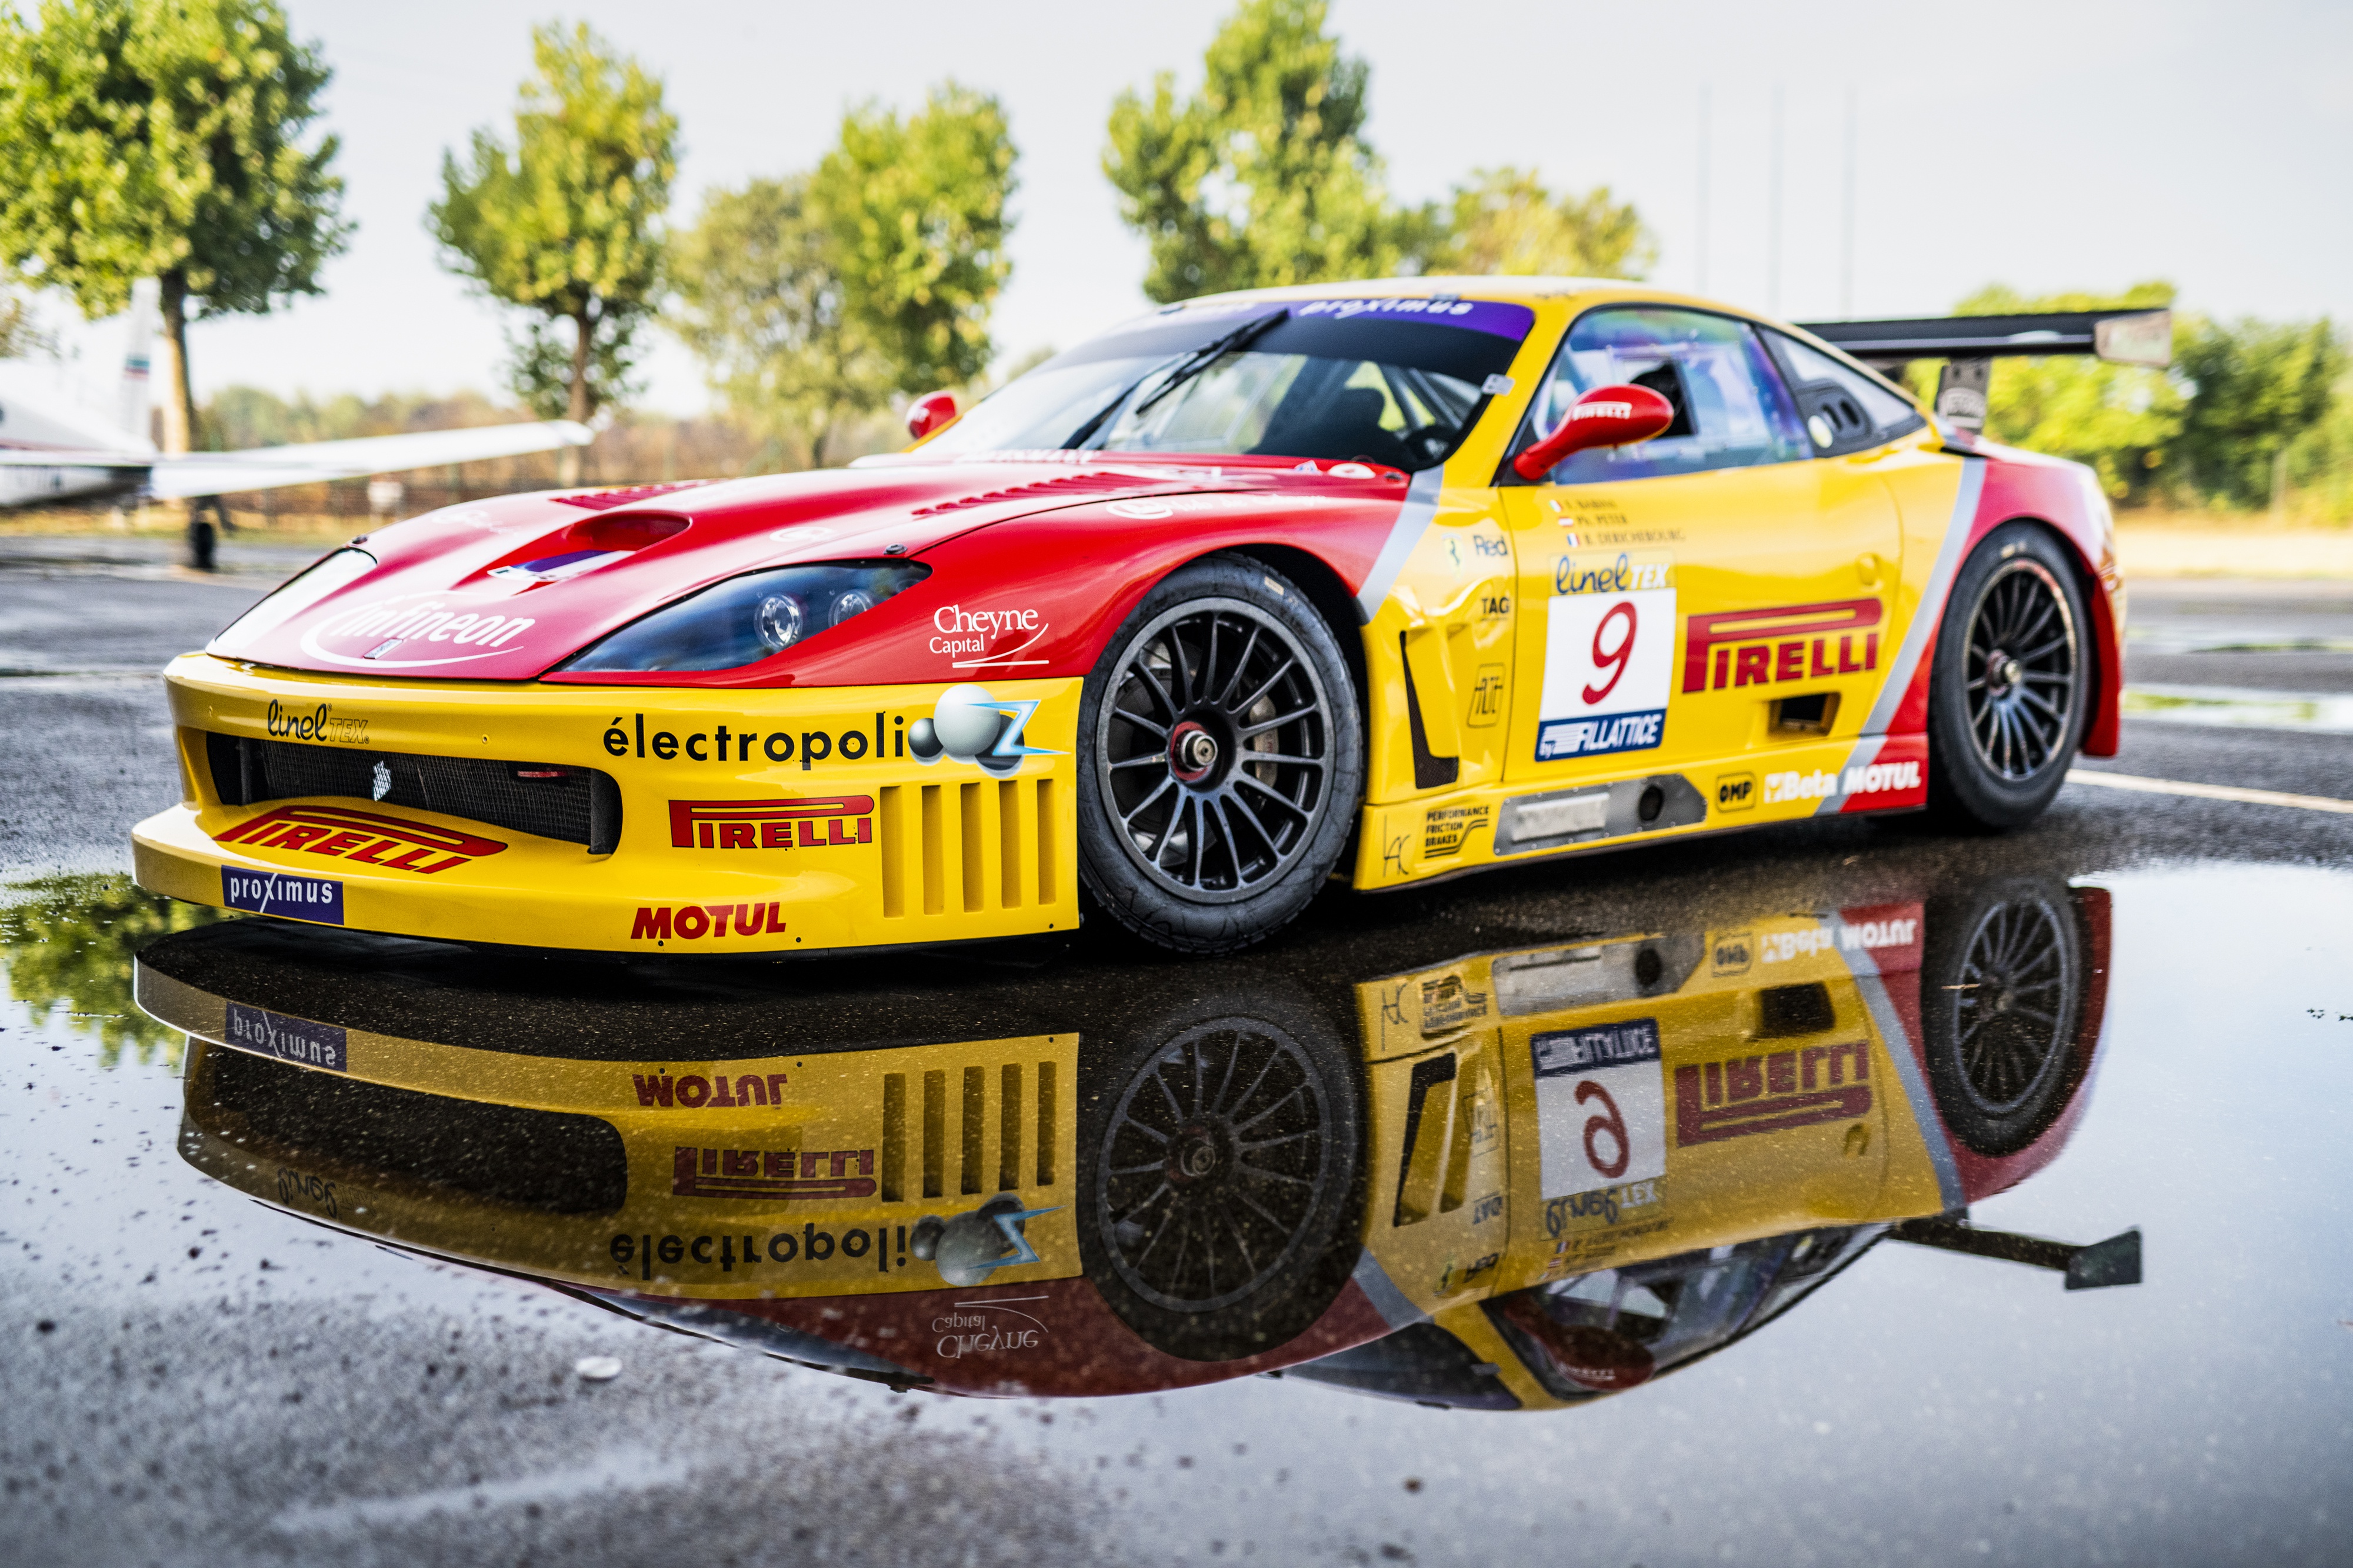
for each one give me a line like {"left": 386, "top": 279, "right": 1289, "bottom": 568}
{"left": 907, "top": 684, "right": 1059, "bottom": 776}
{"left": 1764, "top": 758, "right": 1922, "bottom": 806}
{"left": 629, "top": 902, "right": 787, "bottom": 941}
{"left": 670, "top": 796, "right": 873, "bottom": 850}
{"left": 214, "top": 804, "right": 505, "bottom": 875}
{"left": 1681, "top": 598, "right": 1882, "bottom": 693}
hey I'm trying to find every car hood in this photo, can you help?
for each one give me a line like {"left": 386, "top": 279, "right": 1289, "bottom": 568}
{"left": 208, "top": 457, "right": 1367, "bottom": 682}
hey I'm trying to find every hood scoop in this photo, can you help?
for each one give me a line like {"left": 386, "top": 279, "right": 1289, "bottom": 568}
{"left": 552, "top": 480, "right": 712, "bottom": 512}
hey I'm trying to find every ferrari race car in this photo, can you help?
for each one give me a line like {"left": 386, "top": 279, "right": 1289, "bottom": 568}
{"left": 138, "top": 868, "right": 2132, "bottom": 1401}
{"left": 132, "top": 279, "right": 2136, "bottom": 954}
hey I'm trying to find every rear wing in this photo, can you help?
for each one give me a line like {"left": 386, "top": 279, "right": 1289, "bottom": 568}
{"left": 1791, "top": 308, "right": 2172, "bottom": 431}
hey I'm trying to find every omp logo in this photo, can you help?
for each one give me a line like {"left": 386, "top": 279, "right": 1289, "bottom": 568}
{"left": 672, "top": 1146, "right": 878, "bottom": 1202}
{"left": 1674, "top": 1046, "right": 1870, "bottom": 1145}
{"left": 1711, "top": 932, "right": 1753, "bottom": 975}
{"left": 630, "top": 902, "right": 787, "bottom": 940}
{"left": 214, "top": 805, "right": 506, "bottom": 874}
{"left": 1715, "top": 772, "right": 1755, "bottom": 812}
{"left": 265, "top": 699, "right": 368, "bottom": 745}
{"left": 670, "top": 796, "right": 874, "bottom": 849}
{"left": 1681, "top": 599, "right": 1882, "bottom": 692}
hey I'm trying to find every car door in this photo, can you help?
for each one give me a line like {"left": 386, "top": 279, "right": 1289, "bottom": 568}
{"left": 1497, "top": 306, "right": 1903, "bottom": 803}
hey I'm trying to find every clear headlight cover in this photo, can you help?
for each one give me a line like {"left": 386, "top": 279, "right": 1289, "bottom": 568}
{"left": 209, "top": 547, "right": 379, "bottom": 655}
{"left": 562, "top": 561, "right": 929, "bottom": 673}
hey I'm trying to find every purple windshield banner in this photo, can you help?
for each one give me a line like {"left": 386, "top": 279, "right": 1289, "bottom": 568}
{"left": 1290, "top": 297, "right": 1536, "bottom": 341}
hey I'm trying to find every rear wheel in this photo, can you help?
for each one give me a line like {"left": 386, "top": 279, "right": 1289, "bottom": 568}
{"left": 1926, "top": 523, "right": 2090, "bottom": 828}
{"left": 1921, "top": 878, "right": 2088, "bottom": 1157}
{"left": 1076, "top": 555, "right": 1364, "bottom": 953}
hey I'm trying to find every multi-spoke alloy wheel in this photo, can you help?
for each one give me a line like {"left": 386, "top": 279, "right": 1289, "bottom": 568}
{"left": 1096, "top": 1016, "right": 1335, "bottom": 1314}
{"left": 1922, "top": 878, "right": 2087, "bottom": 1157}
{"left": 1963, "top": 559, "right": 2079, "bottom": 783}
{"left": 1076, "top": 556, "right": 1364, "bottom": 952}
{"left": 1927, "top": 524, "right": 2091, "bottom": 829}
{"left": 1076, "top": 982, "right": 1365, "bottom": 1360}
{"left": 1100, "top": 597, "right": 1332, "bottom": 902}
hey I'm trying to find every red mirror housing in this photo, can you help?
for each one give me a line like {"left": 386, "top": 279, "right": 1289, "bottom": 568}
{"left": 1511, "top": 383, "right": 1676, "bottom": 481}
{"left": 906, "top": 391, "right": 960, "bottom": 441}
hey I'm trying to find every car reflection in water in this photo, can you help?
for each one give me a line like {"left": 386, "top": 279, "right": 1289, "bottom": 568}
{"left": 139, "top": 872, "right": 2135, "bottom": 1409}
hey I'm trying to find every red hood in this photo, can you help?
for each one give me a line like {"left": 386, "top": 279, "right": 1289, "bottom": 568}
{"left": 214, "top": 453, "right": 1408, "bottom": 682}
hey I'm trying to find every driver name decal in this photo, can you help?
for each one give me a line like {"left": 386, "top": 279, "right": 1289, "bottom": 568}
{"left": 1537, "top": 551, "right": 1675, "bottom": 760}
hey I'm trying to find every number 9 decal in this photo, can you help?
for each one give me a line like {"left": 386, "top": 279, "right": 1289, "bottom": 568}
{"left": 1582, "top": 600, "right": 1637, "bottom": 706}
{"left": 1575, "top": 1079, "right": 1631, "bottom": 1179}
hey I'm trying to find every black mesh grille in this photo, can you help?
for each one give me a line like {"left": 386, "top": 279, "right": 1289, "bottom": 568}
{"left": 209, "top": 733, "right": 620, "bottom": 851}
{"left": 198, "top": 1045, "right": 629, "bottom": 1215}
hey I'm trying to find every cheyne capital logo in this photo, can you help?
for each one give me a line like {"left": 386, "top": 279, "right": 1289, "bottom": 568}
{"left": 906, "top": 683, "right": 1061, "bottom": 776}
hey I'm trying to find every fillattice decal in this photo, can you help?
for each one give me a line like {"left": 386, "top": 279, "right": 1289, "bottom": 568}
{"left": 672, "top": 1146, "right": 878, "bottom": 1202}
{"left": 1672, "top": 1045, "right": 1870, "bottom": 1145}
{"left": 1682, "top": 599, "right": 1882, "bottom": 693}
{"left": 670, "top": 796, "right": 873, "bottom": 850}
{"left": 214, "top": 804, "right": 506, "bottom": 873}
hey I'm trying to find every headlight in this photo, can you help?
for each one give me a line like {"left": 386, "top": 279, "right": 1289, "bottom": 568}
{"left": 561, "top": 561, "right": 929, "bottom": 673}
{"left": 209, "top": 547, "right": 378, "bottom": 654}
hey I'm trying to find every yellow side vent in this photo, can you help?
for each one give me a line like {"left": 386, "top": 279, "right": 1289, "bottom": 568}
{"left": 878, "top": 1057, "right": 1059, "bottom": 1202}
{"left": 878, "top": 777, "right": 1064, "bottom": 920}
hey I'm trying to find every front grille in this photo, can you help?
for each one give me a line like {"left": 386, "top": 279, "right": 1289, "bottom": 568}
{"left": 196, "top": 1044, "right": 629, "bottom": 1214}
{"left": 208, "top": 732, "right": 621, "bottom": 852}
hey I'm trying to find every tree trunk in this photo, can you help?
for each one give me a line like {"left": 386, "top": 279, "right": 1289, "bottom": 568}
{"left": 155, "top": 272, "right": 195, "bottom": 456}
{"left": 559, "top": 305, "right": 594, "bottom": 486}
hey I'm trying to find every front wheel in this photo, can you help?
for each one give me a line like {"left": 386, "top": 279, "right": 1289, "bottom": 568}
{"left": 1926, "top": 523, "right": 2091, "bottom": 829}
{"left": 1076, "top": 555, "right": 1364, "bottom": 953}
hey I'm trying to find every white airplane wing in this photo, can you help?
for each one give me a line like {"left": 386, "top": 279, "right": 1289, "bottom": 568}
{"left": 139, "top": 420, "right": 594, "bottom": 499}
{"left": 0, "top": 419, "right": 593, "bottom": 498}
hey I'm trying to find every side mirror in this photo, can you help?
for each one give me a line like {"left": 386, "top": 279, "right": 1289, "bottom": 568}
{"left": 1511, "top": 383, "right": 1675, "bottom": 482}
{"left": 906, "top": 391, "right": 959, "bottom": 441}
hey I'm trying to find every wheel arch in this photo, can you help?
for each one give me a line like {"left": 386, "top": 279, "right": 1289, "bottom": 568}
{"left": 1970, "top": 511, "right": 2122, "bottom": 760}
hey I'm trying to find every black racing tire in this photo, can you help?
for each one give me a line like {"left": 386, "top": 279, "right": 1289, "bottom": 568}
{"left": 1076, "top": 553, "right": 1364, "bottom": 954}
{"left": 1075, "top": 982, "right": 1366, "bottom": 1362}
{"left": 1919, "top": 878, "right": 2089, "bottom": 1158}
{"left": 1925, "top": 522, "right": 2091, "bottom": 830}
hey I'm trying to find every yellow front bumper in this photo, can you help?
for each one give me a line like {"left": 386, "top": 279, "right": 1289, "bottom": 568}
{"left": 134, "top": 655, "right": 1081, "bottom": 953}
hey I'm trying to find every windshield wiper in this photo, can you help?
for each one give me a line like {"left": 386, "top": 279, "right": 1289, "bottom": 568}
{"left": 1064, "top": 308, "right": 1291, "bottom": 449}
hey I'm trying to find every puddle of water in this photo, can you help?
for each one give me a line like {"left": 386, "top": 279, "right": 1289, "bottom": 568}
{"left": 5, "top": 861, "right": 2351, "bottom": 1564}
{"left": 2122, "top": 683, "right": 2353, "bottom": 733}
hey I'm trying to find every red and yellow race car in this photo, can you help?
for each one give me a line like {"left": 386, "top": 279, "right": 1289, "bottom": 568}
{"left": 133, "top": 279, "right": 2129, "bottom": 953}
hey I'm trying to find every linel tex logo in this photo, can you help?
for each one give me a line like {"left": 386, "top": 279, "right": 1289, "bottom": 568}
{"left": 214, "top": 804, "right": 506, "bottom": 873}
{"left": 671, "top": 796, "right": 872, "bottom": 850}
{"left": 1682, "top": 599, "right": 1881, "bottom": 693}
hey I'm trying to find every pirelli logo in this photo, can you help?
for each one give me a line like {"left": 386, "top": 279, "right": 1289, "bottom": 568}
{"left": 669, "top": 796, "right": 875, "bottom": 850}
{"left": 672, "top": 1145, "right": 879, "bottom": 1202}
{"left": 1673, "top": 1045, "right": 1871, "bottom": 1143}
{"left": 1682, "top": 599, "right": 1882, "bottom": 693}
{"left": 213, "top": 803, "right": 506, "bottom": 873}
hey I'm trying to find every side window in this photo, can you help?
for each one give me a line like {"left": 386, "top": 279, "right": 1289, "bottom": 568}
{"left": 1765, "top": 332, "right": 1925, "bottom": 456}
{"left": 1517, "top": 307, "right": 1809, "bottom": 483}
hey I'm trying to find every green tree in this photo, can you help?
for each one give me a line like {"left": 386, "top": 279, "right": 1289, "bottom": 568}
{"left": 428, "top": 22, "right": 675, "bottom": 482}
{"left": 1104, "top": 0, "right": 1428, "bottom": 302}
{"left": 1, "top": 874, "right": 221, "bottom": 1071}
{"left": 813, "top": 81, "right": 1016, "bottom": 393}
{"left": 1928, "top": 282, "right": 2186, "bottom": 502}
{"left": 2172, "top": 315, "right": 2342, "bottom": 510}
{"left": 669, "top": 175, "right": 885, "bottom": 467}
{"left": 0, "top": 0, "right": 348, "bottom": 455}
{"left": 1426, "top": 167, "right": 1653, "bottom": 280}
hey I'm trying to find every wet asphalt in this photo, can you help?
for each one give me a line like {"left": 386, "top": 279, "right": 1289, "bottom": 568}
{"left": 4, "top": 543, "right": 2351, "bottom": 1566}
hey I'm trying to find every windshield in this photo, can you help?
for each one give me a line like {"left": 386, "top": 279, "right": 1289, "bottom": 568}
{"left": 921, "top": 297, "right": 1535, "bottom": 470}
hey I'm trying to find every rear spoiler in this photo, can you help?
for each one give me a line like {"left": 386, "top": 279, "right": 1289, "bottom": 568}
{"left": 1790, "top": 309, "right": 2172, "bottom": 431}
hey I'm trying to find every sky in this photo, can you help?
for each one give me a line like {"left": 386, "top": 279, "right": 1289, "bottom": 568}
{"left": 26, "top": 0, "right": 2353, "bottom": 419}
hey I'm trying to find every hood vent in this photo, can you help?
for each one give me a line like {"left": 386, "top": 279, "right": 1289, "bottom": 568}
{"left": 552, "top": 481, "right": 711, "bottom": 511}
{"left": 911, "top": 468, "right": 1202, "bottom": 518}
